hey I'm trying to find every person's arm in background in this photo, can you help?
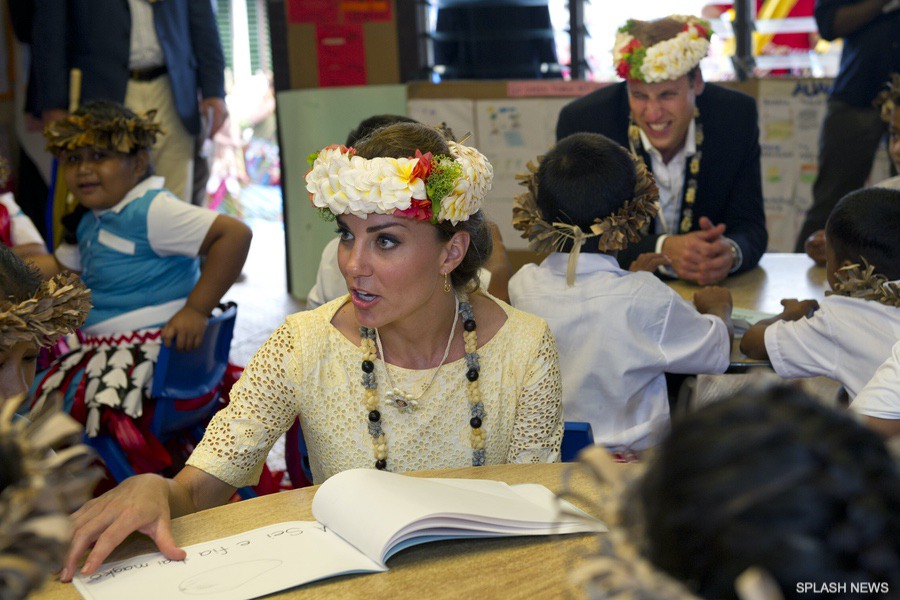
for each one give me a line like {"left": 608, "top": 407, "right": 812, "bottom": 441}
{"left": 816, "top": 0, "right": 892, "bottom": 39}
{"left": 31, "top": 0, "right": 71, "bottom": 125}
{"left": 161, "top": 215, "right": 252, "bottom": 351}
{"left": 188, "top": 0, "right": 228, "bottom": 137}
{"left": 740, "top": 298, "right": 820, "bottom": 359}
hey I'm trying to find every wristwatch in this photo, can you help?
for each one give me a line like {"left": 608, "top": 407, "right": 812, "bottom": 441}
{"left": 727, "top": 239, "right": 743, "bottom": 273}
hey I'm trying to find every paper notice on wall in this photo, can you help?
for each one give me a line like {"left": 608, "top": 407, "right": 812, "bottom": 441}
{"left": 408, "top": 99, "right": 477, "bottom": 146}
{"left": 474, "top": 99, "right": 570, "bottom": 250}
{"left": 316, "top": 25, "right": 366, "bottom": 87}
{"left": 341, "top": 0, "right": 392, "bottom": 22}
{"left": 757, "top": 79, "right": 830, "bottom": 251}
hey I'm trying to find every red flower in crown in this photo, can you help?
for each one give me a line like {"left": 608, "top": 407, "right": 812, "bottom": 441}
{"left": 394, "top": 199, "right": 433, "bottom": 221}
{"left": 410, "top": 150, "right": 433, "bottom": 184}
{"left": 685, "top": 22, "right": 709, "bottom": 40}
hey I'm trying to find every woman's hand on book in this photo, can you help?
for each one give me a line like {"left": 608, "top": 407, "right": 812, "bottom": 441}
{"left": 61, "top": 474, "right": 186, "bottom": 582}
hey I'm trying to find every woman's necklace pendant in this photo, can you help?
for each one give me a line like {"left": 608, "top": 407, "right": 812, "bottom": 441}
{"left": 386, "top": 387, "right": 419, "bottom": 413}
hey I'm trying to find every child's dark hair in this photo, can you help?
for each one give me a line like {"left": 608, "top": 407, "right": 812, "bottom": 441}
{"left": 537, "top": 133, "right": 636, "bottom": 253}
{"left": 826, "top": 187, "right": 900, "bottom": 280}
{"left": 354, "top": 122, "right": 492, "bottom": 292}
{"left": 346, "top": 114, "right": 418, "bottom": 147}
{"left": 627, "top": 385, "right": 900, "bottom": 599}
{"left": 0, "top": 245, "right": 42, "bottom": 303}
{"left": 59, "top": 101, "right": 154, "bottom": 245}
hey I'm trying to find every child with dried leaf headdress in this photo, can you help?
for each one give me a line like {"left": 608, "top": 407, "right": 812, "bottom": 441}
{"left": 27, "top": 100, "right": 251, "bottom": 464}
{"left": 571, "top": 385, "right": 900, "bottom": 599}
{"left": 508, "top": 132, "right": 733, "bottom": 453}
{"left": 743, "top": 187, "right": 900, "bottom": 403}
{"left": 0, "top": 245, "right": 98, "bottom": 598}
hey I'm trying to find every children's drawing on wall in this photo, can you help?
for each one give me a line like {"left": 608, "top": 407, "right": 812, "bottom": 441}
{"left": 407, "top": 99, "right": 477, "bottom": 146}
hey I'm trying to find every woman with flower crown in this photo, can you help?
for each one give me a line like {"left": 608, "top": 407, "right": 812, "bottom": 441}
{"left": 60, "top": 122, "right": 563, "bottom": 582}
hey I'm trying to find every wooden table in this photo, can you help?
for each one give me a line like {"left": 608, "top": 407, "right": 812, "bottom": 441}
{"left": 668, "top": 252, "right": 828, "bottom": 314}
{"left": 34, "top": 464, "right": 622, "bottom": 600}
{"left": 668, "top": 253, "right": 828, "bottom": 368}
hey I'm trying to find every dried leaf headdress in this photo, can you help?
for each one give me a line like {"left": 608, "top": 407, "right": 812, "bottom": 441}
{"left": 826, "top": 259, "right": 900, "bottom": 307}
{"left": 875, "top": 72, "right": 900, "bottom": 123}
{"left": 0, "top": 273, "right": 91, "bottom": 353}
{"left": 0, "top": 394, "right": 100, "bottom": 597}
{"left": 512, "top": 153, "right": 659, "bottom": 285}
{"left": 44, "top": 109, "right": 164, "bottom": 156}
{"left": 566, "top": 447, "right": 785, "bottom": 600}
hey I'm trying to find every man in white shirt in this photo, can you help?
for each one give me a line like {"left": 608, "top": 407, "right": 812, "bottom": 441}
{"left": 556, "top": 14, "right": 767, "bottom": 285}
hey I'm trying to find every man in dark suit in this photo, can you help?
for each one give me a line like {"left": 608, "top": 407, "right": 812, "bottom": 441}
{"left": 30, "top": 0, "right": 227, "bottom": 203}
{"left": 557, "top": 15, "right": 767, "bottom": 285}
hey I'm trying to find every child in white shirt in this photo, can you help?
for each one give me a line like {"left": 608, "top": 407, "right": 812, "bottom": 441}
{"left": 742, "top": 187, "right": 900, "bottom": 398}
{"left": 509, "top": 133, "right": 733, "bottom": 451}
{"left": 851, "top": 340, "right": 900, "bottom": 438}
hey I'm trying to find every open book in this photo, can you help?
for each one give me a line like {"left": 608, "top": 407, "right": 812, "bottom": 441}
{"left": 73, "top": 469, "right": 606, "bottom": 600}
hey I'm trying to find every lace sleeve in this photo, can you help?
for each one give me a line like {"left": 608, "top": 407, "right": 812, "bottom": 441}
{"left": 187, "top": 320, "right": 305, "bottom": 488}
{"left": 507, "top": 323, "right": 563, "bottom": 463}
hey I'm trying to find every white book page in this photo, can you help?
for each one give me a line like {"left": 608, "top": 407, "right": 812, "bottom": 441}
{"left": 72, "top": 522, "right": 384, "bottom": 600}
{"left": 311, "top": 469, "right": 605, "bottom": 565}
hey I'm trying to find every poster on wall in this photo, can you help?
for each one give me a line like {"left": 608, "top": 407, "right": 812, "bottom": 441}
{"left": 407, "top": 99, "right": 476, "bottom": 146}
{"left": 342, "top": 0, "right": 392, "bottom": 22}
{"left": 473, "top": 98, "right": 571, "bottom": 250}
{"left": 287, "top": 0, "right": 339, "bottom": 23}
{"left": 758, "top": 79, "right": 829, "bottom": 252}
{"left": 316, "top": 25, "right": 366, "bottom": 87}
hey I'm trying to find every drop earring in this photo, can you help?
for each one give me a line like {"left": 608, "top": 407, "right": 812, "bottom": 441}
{"left": 443, "top": 272, "right": 452, "bottom": 293}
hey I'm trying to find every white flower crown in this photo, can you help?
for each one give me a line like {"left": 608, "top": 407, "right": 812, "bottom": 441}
{"left": 305, "top": 140, "right": 493, "bottom": 225}
{"left": 613, "top": 15, "right": 711, "bottom": 83}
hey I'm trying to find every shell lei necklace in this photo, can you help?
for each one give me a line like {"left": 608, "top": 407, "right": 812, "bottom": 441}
{"left": 628, "top": 106, "right": 702, "bottom": 234}
{"left": 375, "top": 293, "right": 460, "bottom": 412}
{"left": 360, "top": 294, "right": 485, "bottom": 471}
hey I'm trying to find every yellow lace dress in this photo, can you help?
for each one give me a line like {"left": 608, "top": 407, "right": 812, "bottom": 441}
{"left": 188, "top": 294, "right": 563, "bottom": 485}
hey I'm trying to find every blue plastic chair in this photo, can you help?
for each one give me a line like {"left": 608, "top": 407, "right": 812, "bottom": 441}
{"left": 148, "top": 302, "right": 237, "bottom": 439}
{"left": 561, "top": 421, "right": 594, "bottom": 462}
{"left": 86, "top": 303, "right": 238, "bottom": 481}
{"left": 285, "top": 417, "right": 313, "bottom": 488}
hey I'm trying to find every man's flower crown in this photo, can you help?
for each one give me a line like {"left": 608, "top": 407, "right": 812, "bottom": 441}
{"left": 44, "top": 109, "right": 164, "bottom": 156}
{"left": 613, "top": 15, "right": 711, "bottom": 83}
{"left": 304, "top": 140, "right": 493, "bottom": 225}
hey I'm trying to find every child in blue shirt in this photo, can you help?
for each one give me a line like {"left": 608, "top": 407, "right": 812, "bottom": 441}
{"left": 29, "top": 101, "right": 251, "bottom": 442}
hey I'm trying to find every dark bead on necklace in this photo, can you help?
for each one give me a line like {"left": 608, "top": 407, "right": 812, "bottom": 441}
{"left": 368, "top": 410, "right": 381, "bottom": 422}
{"left": 362, "top": 360, "right": 374, "bottom": 373}
{"left": 470, "top": 416, "right": 482, "bottom": 429}
{"left": 466, "top": 368, "right": 479, "bottom": 382}
{"left": 375, "top": 459, "right": 387, "bottom": 470}
{"left": 463, "top": 319, "right": 476, "bottom": 332}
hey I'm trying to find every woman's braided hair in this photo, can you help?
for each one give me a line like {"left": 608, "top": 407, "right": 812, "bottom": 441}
{"left": 626, "top": 385, "right": 900, "bottom": 599}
